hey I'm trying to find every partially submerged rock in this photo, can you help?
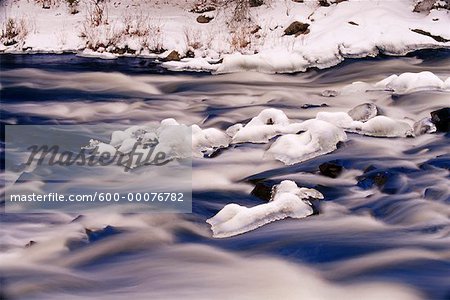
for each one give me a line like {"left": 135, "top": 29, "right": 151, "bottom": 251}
{"left": 265, "top": 119, "right": 347, "bottom": 165}
{"left": 207, "top": 180, "right": 323, "bottom": 238}
{"left": 347, "top": 103, "right": 378, "bottom": 122}
{"left": 284, "top": 21, "right": 310, "bottom": 36}
{"left": 430, "top": 107, "right": 450, "bottom": 132}
{"left": 319, "top": 161, "right": 343, "bottom": 178}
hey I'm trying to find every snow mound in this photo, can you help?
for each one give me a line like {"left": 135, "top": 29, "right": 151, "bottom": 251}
{"left": 348, "top": 116, "right": 414, "bottom": 138}
{"left": 206, "top": 180, "right": 323, "bottom": 238}
{"left": 375, "top": 71, "right": 446, "bottom": 93}
{"left": 315, "top": 108, "right": 414, "bottom": 138}
{"left": 229, "top": 108, "right": 291, "bottom": 143}
{"left": 192, "top": 125, "right": 231, "bottom": 157}
{"left": 265, "top": 119, "right": 347, "bottom": 165}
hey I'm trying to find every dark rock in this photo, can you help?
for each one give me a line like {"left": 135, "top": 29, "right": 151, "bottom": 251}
{"left": 185, "top": 49, "right": 195, "bottom": 58}
{"left": 163, "top": 50, "right": 181, "bottom": 62}
{"left": 319, "top": 161, "right": 343, "bottom": 178}
{"left": 348, "top": 21, "right": 359, "bottom": 26}
{"left": 284, "top": 21, "right": 310, "bottom": 36}
{"left": 250, "top": 0, "right": 264, "bottom": 7}
{"left": 430, "top": 107, "right": 450, "bottom": 132}
{"left": 318, "top": 0, "right": 330, "bottom": 6}
{"left": 251, "top": 25, "right": 261, "bottom": 34}
{"left": 292, "top": 0, "right": 304, "bottom": 2}
{"left": 411, "top": 28, "right": 450, "bottom": 43}
{"left": 197, "top": 15, "right": 214, "bottom": 23}
{"left": 301, "top": 103, "right": 329, "bottom": 109}
{"left": 86, "top": 225, "right": 121, "bottom": 243}
{"left": 413, "top": 0, "right": 438, "bottom": 13}
{"left": 25, "top": 240, "right": 36, "bottom": 248}
{"left": 348, "top": 103, "right": 378, "bottom": 122}
{"left": 190, "top": 5, "right": 216, "bottom": 14}
{"left": 250, "top": 180, "right": 278, "bottom": 201}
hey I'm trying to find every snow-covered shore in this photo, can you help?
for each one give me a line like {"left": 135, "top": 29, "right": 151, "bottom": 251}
{"left": 1, "top": 0, "right": 449, "bottom": 73}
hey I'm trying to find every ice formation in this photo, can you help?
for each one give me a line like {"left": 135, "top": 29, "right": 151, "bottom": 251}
{"left": 192, "top": 125, "right": 231, "bottom": 157}
{"left": 375, "top": 71, "right": 446, "bottom": 93}
{"left": 228, "top": 108, "right": 291, "bottom": 143}
{"left": 315, "top": 106, "right": 414, "bottom": 138}
{"left": 206, "top": 180, "right": 323, "bottom": 238}
{"left": 265, "top": 119, "right": 347, "bottom": 165}
{"left": 347, "top": 103, "right": 378, "bottom": 122}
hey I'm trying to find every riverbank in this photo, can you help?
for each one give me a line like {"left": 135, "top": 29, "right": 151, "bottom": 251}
{"left": 1, "top": 0, "right": 449, "bottom": 73}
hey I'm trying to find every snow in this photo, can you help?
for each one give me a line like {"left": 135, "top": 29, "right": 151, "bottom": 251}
{"left": 265, "top": 119, "right": 347, "bottom": 165}
{"left": 315, "top": 110, "right": 414, "bottom": 138}
{"left": 349, "top": 116, "right": 414, "bottom": 138}
{"left": 228, "top": 108, "right": 291, "bottom": 143}
{"left": 375, "top": 71, "right": 446, "bottom": 93}
{"left": 206, "top": 180, "right": 323, "bottom": 238}
{"left": 1, "top": 0, "right": 449, "bottom": 73}
{"left": 192, "top": 125, "right": 231, "bottom": 157}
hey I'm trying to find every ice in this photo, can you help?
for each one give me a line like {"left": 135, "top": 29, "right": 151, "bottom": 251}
{"left": 444, "top": 77, "right": 450, "bottom": 89}
{"left": 206, "top": 180, "right": 323, "bottom": 238}
{"left": 375, "top": 71, "right": 445, "bottom": 93}
{"left": 192, "top": 125, "right": 231, "bottom": 157}
{"left": 347, "top": 103, "right": 378, "bottom": 122}
{"left": 265, "top": 119, "right": 347, "bottom": 165}
{"left": 413, "top": 117, "right": 437, "bottom": 136}
{"left": 349, "top": 116, "right": 414, "bottom": 138}
{"left": 110, "top": 130, "right": 131, "bottom": 147}
{"left": 316, "top": 111, "right": 355, "bottom": 128}
{"left": 315, "top": 108, "right": 415, "bottom": 138}
{"left": 229, "top": 108, "right": 291, "bottom": 143}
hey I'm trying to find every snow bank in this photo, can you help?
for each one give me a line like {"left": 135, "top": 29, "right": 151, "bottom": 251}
{"left": 1, "top": 0, "right": 449, "bottom": 74}
{"left": 206, "top": 180, "right": 323, "bottom": 238}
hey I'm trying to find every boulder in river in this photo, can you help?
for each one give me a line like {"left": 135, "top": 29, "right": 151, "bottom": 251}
{"left": 348, "top": 103, "right": 378, "bottom": 122}
{"left": 430, "top": 107, "right": 449, "bottom": 132}
{"left": 319, "top": 161, "right": 343, "bottom": 178}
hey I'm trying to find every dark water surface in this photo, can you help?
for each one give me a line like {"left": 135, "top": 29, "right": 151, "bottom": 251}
{"left": 1, "top": 52, "right": 449, "bottom": 300}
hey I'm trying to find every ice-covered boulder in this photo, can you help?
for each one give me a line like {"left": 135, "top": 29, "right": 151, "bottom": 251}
{"left": 265, "top": 119, "right": 347, "bottom": 165}
{"left": 347, "top": 103, "right": 378, "bottom": 122}
{"left": 229, "top": 108, "right": 291, "bottom": 143}
{"left": 206, "top": 180, "right": 323, "bottom": 238}
{"left": 192, "top": 125, "right": 231, "bottom": 157}
{"left": 348, "top": 116, "right": 413, "bottom": 137}
{"left": 375, "top": 71, "right": 445, "bottom": 93}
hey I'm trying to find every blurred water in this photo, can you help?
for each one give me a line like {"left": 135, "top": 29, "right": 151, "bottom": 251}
{"left": 0, "top": 51, "right": 449, "bottom": 300}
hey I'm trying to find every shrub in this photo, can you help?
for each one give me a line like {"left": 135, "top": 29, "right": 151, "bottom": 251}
{"left": 1, "top": 18, "right": 28, "bottom": 46}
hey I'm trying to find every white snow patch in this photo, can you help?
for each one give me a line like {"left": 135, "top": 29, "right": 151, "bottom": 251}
{"left": 265, "top": 119, "right": 347, "bottom": 165}
{"left": 206, "top": 180, "right": 323, "bottom": 238}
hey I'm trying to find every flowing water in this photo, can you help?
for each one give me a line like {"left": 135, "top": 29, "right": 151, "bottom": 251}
{"left": 1, "top": 51, "right": 449, "bottom": 300}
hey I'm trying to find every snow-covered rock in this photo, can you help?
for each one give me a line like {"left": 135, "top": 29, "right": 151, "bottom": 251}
{"left": 347, "top": 103, "right": 378, "bottom": 122}
{"left": 229, "top": 108, "right": 291, "bottom": 143}
{"left": 348, "top": 116, "right": 414, "bottom": 138}
{"left": 192, "top": 125, "right": 231, "bottom": 157}
{"left": 265, "top": 119, "right": 347, "bottom": 165}
{"left": 375, "top": 71, "right": 445, "bottom": 93}
{"left": 206, "top": 180, "right": 323, "bottom": 238}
